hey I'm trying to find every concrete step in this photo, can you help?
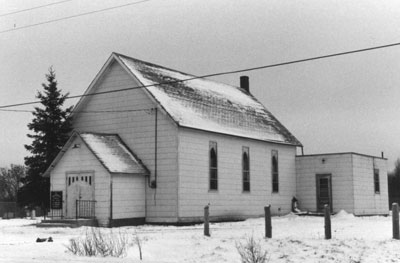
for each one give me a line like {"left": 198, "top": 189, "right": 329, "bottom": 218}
{"left": 37, "top": 222, "right": 78, "bottom": 228}
{"left": 37, "top": 219, "right": 97, "bottom": 228}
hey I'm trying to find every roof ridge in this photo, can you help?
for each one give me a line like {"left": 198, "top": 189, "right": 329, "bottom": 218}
{"left": 114, "top": 52, "right": 198, "bottom": 79}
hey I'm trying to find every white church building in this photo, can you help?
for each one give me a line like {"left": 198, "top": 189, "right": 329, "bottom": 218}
{"left": 44, "top": 53, "right": 388, "bottom": 226}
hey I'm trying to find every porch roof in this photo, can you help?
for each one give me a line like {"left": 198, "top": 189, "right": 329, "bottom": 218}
{"left": 43, "top": 132, "right": 149, "bottom": 176}
{"left": 80, "top": 133, "right": 149, "bottom": 174}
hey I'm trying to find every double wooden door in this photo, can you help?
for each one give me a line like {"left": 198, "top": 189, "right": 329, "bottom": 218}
{"left": 66, "top": 172, "right": 94, "bottom": 218}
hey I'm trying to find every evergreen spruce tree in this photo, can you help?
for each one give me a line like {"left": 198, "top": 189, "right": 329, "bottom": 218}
{"left": 18, "top": 67, "right": 72, "bottom": 209}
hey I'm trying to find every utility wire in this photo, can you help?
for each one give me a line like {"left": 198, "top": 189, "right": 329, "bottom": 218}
{"left": 0, "top": 0, "right": 73, "bottom": 18}
{"left": 0, "top": 0, "right": 151, "bottom": 34}
{"left": 0, "top": 109, "right": 32, "bottom": 113}
{"left": 72, "top": 108, "right": 155, "bottom": 114}
{"left": 0, "top": 108, "right": 156, "bottom": 114}
{"left": 0, "top": 40, "right": 400, "bottom": 110}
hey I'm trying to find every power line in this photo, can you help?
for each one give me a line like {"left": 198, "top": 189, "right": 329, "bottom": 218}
{"left": 0, "top": 0, "right": 151, "bottom": 34}
{"left": 1, "top": 40, "right": 400, "bottom": 110}
{"left": 0, "top": 0, "right": 73, "bottom": 18}
{"left": 73, "top": 108, "right": 155, "bottom": 114}
{"left": 0, "top": 109, "right": 32, "bottom": 113}
{"left": 0, "top": 108, "right": 156, "bottom": 114}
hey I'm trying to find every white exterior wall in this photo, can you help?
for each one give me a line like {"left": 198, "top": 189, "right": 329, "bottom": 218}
{"left": 352, "top": 155, "right": 388, "bottom": 215}
{"left": 73, "top": 61, "right": 179, "bottom": 223}
{"left": 50, "top": 137, "right": 111, "bottom": 226}
{"left": 296, "top": 153, "right": 389, "bottom": 215}
{"left": 296, "top": 154, "right": 354, "bottom": 213}
{"left": 177, "top": 128, "right": 297, "bottom": 221}
{"left": 112, "top": 174, "right": 146, "bottom": 219}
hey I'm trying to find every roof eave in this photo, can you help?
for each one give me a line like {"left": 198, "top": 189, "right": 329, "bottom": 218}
{"left": 179, "top": 125, "right": 302, "bottom": 147}
{"left": 42, "top": 131, "right": 80, "bottom": 177}
{"left": 110, "top": 171, "right": 150, "bottom": 176}
{"left": 71, "top": 53, "right": 120, "bottom": 118}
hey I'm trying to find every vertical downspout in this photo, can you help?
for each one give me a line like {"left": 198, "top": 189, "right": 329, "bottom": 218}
{"left": 109, "top": 176, "right": 113, "bottom": 227}
{"left": 350, "top": 154, "right": 355, "bottom": 214}
{"left": 153, "top": 108, "right": 158, "bottom": 205}
{"left": 146, "top": 107, "right": 158, "bottom": 210}
{"left": 148, "top": 107, "right": 158, "bottom": 189}
{"left": 155, "top": 108, "right": 158, "bottom": 187}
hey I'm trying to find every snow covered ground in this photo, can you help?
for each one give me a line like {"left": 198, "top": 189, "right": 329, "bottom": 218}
{"left": 1, "top": 211, "right": 400, "bottom": 263}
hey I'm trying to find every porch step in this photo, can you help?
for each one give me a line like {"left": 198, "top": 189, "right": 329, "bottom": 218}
{"left": 37, "top": 222, "right": 78, "bottom": 228}
{"left": 37, "top": 219, "right": 97, "bottom": 228}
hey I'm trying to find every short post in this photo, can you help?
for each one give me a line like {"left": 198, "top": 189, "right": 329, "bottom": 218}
{"left": 265, "top": 205, "right": 272, "bottom": 238}
{"left": 76, "top": 200, "right": 78, "bottom": 220}
{"left": 204, "top": 205, "right": 210, "bottom": 237}
{"left": 392, "top": 203, "right": 399, "bottom": 240}
{"left": 31, "top": 209, "right": 36, "bottom": 220}
{"left": 324, "top": 204, "right": 331, "bottom": 240}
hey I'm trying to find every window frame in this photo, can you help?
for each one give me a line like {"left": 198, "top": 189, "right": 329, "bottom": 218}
{"left": 242, "top": 146, "right": 250, "bottom": 192}
{"left": 374, "top": 168, "right": 380, "bottom": 194}
{"left": 272, "top": 150, "right": 279, "bottom": 193}
{"left": 209, "top": 141, "right": 218, "bottom": 191}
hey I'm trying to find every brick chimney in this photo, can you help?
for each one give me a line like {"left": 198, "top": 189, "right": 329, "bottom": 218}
{"left": 240, "top": 76, "right": 249, "bottom": 93}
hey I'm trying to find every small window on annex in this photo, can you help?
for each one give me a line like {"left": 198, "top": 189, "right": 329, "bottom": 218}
{"left": 242, "top": 147, "right": 250, "bottom": 192}
{"left": 374, "top": 168, "right": 380, "bottom": 194}
{"left": 272, "top": 150, "right": 279, "bottom": 193}
{"left": 209, "top": 141, "right": 218, "bottom": 191}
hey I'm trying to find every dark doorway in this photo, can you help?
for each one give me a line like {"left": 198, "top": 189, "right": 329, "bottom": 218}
{"left": 316, "top": 174, "right": 332, "bottom": 212}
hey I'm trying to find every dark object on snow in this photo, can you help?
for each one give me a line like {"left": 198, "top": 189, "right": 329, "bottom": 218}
{"left": 291, "top": 197, "right": 298, "bottom": 212}
{"left": 291, "top": 196, "right": 309, "bottom": 215}
{"left": 36, "top": 237, "right": 53, "bottom": 242}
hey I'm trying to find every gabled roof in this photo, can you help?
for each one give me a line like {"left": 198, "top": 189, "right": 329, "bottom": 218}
{"left": 80, "top": 133, "right": 149, "bottom": 174}
{"left": 43, "top": 132, "right": 149, "bottom": 176}
{"left": 74, "top": 53, "right": 302, "bottom": 146}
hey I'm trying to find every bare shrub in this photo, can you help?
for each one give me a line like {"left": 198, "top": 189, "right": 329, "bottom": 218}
{"left": 66, "top": 238, "right": 80, "bottom": 255}
{"left": 236, "top": 235, "right": 268, "bottom": 263}
{"left": 66, "top": 227, "right": 130, "bottom": 257}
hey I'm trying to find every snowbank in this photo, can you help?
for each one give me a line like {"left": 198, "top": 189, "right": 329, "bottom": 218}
{"left": 333, "top": 210, "right": 355, "bottom": 219}
{"left": 0, "top": 215, "right": 397, "bottom": 263}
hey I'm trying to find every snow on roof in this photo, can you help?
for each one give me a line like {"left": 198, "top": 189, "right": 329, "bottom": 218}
{"left": 116, "top": 53, "right": 301, "bottom": 146}
{"left": 80, "top": 133, "right": 149, "bottom": 174}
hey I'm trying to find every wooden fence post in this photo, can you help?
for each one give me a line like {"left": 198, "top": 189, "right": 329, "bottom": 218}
{"left": 324, "top": 204, "right": 331, "bottom": 239}
{"left": 393, "top": 203, "right": 399, "bottom": 240}
{"left": 204, "top": 205, "right": 210, "bottom": 237}
{"left": 265, "top": 205, "right": 272, "bottom": 238}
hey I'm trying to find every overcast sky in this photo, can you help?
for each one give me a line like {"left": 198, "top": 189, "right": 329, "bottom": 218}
{"left": 1, "top": 0, "right": 400, "bottom": 170}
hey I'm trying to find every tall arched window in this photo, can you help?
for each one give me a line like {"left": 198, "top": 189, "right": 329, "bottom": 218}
{"left": 373, "top": 168, "right": 380, "bottom": 194}
{"left": 272, "top": 150, "right": 279, "bottom": 193}
{"left": 209, "top": 142, "right": 218, "bottom": 190}
{"left": 242, "top": 147, "right": 250, "bottom": 192}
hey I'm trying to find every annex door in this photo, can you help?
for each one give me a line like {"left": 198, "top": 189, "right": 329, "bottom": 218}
{"left": 66, "top": 172, "right": 94, "bottom": 218}
{"left": 316, "top": 174, "right": 332, "bottom": 212}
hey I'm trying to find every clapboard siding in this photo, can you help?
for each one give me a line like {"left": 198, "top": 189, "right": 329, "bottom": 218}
{"left": 112, "top": 174, "right": 145, "bottom": 219}
{"left": 50, "top": 137, "right": 111, "bottom": 226}
{"left": 352, "top": 155, "right": 388, "bottom": 215}
{"left": 177, "top": 128, "right": 297, "bottom": 221}
{"left": 296, "top": 154, "right": 355, "bottom": 213}
{"left": 296, "top": 153, "right": 388, "bottom": 215}
{"left": 73, "top": 61, "right": 179, "bottom": 223}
